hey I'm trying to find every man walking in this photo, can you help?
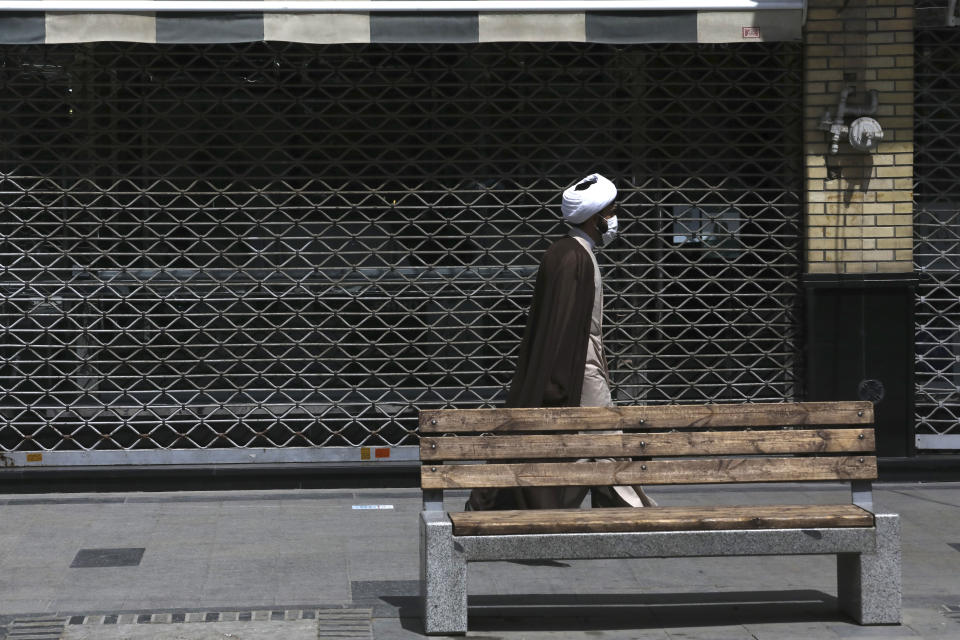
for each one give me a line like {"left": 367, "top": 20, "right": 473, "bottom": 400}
{"left": 468, "top": 173, "right": 655, "bottom": 510}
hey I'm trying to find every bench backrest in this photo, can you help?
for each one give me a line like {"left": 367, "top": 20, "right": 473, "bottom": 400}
{"left": 419, "top": 402, "right": 876, "bottom": 500}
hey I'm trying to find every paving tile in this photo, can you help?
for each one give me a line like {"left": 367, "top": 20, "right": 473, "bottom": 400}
{"left": 1, "top": 484, "right": 958, "bottom": 639}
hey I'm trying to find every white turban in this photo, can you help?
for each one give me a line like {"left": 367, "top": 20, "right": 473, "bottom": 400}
{"left": 561, "top": 173, "right": 617, "bottom": 225}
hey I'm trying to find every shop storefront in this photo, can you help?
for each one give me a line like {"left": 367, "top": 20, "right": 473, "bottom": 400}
{"left": 0, "top": 2, "right": 816, "bottom": 470}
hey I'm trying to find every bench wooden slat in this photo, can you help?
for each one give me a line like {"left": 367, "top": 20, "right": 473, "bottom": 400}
{"left": 421, "top": 455, "right": 878, "bottom": 489}
{"left": 420, "top": 428, "right": 875, "bottom": 461}
{"left": 419, "top": 402, "right": 873, "bottom": 433}
{"left": 449, "top": 504, "right": 875, "bottom": 536}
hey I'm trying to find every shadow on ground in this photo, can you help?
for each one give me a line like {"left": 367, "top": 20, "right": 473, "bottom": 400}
{"left": 365, "top": 588, "right": 848, "bottom": 635}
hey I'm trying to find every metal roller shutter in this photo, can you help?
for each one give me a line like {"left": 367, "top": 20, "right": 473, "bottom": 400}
{"left": 0, "top": 42, "right": 802, "bottom": 466}
{"left": 914, "top": 27, "right": 960, "bottom": 451}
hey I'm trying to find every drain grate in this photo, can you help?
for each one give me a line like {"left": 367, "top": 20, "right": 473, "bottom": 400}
{"left": 67, "top": 609, "right": 322, "bottom": 625}
{"left": 6, "top": 617, "right": 66, "bottom": 640}
{"left": 316, "top": 608, "right": 373, "bottom": 640}
{"left": 61, "top": 607, "right": 372, "bottom": 637}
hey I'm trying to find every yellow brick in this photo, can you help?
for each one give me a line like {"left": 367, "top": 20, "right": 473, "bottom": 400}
{"left": 864, "top": 79, "right": 896, "bottom": 92}
{"left": 895, "top": 31, "right": 913, "bottom": 43}
{"left": 867, "top": 226, "right": 896, "bottom": 237}
{"left": 893, "top": 178, "right": 912, "bottom": 189}
{"left": 894, "top": 104, "right": 914, "bottom": 117}
{"left": 865, "top": 6, "right": 896, "bottom": 18}
{"left": 887, "top": 140, "right": 916, "bottom": 154}
{"left": 807, "top": 45, "right": 846, "bottom": 57}
{"left": 865, "top": 56, "right": 897, "bottom": 68}
{"left": 875, "top": 214, "right": 913, "bottom": 226}
{"left": 878, "top": 92, "right": 912, "bottom": 105}
{"left": 860, "top": 203, "right": 893, "bottom": 215}
{"left": 840, "top": 250, "right": 887, "bottom": 261}
{"left": 893, "top": 202, "right": 913, "bottom": 214}
{"left": 866, "top": 32, "right": 897, "bottom": 45}
{"left": 875, "top": 191, "right": 913, "bottom": 202}
{"left": 895, "top": 225, "right": 913, "bottom": 236}
{"left": 809, "top": 238, "right": 838, "bottom": 250}
{"left": 877, "top": 67, "right": 912, "bottom": 79}
{"left": 807, "top": 262, "right": 839, "bottom": 274}
{"left": 807, "top": 58, "right": 829, "bottom": 70}
{"left": 854, "top": 216, "right": 879, "bottom": 230}
{"left": 806, "top": 94, "right": 838, "bottom": 106}
{"left": 807, "top": 250, "right": 826, "bottom": 263}
{"left": 807, "top": 216, "right": 836, "bottom": 228}
{"left": 883, "top": 119, "right": 914, "bottom": 131}
{"left": 878, "top": 261, "right": 913, "bottom": 273}
{"left": 877, "top": 237, "right": 912, "bottom": 249}
{"left": 807, "top": 9, "right": 841, "bottom": 20}
{"left": 875, "top": 44, "right": 913, "bottom": 56}
{"left": 895, "top": 249, "right": 912, "bottom": 261}
{"left": 865, "top": 178, "right": 894, "bottom": 190}
{"left": 876, "top": 19, "right": 912, "bottom": 30}
{"left": 837, "top": 214, "right": 866, "bottom": 226}
{"left": 895, "top": 6, "right": 914, "bottom": 18}
{"left": 876, "top": 165, "right": 912, "bottom": 178}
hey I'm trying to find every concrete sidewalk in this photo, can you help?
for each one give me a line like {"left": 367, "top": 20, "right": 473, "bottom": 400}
{"left": 0, "top": 481, "right": 958, "bottom": 639}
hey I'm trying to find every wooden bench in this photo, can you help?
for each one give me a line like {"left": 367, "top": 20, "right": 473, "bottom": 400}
{"left": 418, "top": 401, "right": 901, "bottom": 634}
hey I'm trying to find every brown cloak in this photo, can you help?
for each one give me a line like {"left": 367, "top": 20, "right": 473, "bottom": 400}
{"left": 505, "top": 236, "right": 595, "bottom": 409}
{"left": 467, "top": 235, "right": 595, "bottom": 510}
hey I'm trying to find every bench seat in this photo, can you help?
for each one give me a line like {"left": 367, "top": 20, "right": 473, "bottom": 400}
{"left": 450, "top": 504, "right": 875, "bottom": 536}
{"left": 418, "top": 402, "right": 902, "bottom": 634}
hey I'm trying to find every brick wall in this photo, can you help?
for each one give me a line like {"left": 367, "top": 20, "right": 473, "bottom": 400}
{"left": 804, "top": 0, "right": 914, "bottom": 274}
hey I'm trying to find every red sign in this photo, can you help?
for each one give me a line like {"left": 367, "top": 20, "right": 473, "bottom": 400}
{"left": 742, "top": 27, "right": 761, "bottom": 39}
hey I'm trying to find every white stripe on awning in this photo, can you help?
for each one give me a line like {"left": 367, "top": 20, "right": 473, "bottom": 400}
{"left": 0, "top": 0, "right": 805, "bottom": 44}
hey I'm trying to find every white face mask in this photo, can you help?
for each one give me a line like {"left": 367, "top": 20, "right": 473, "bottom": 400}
{"left": 599, "top": 214, "right": 619, "bottom": 247}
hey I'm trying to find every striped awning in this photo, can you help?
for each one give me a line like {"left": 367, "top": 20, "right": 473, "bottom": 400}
{"left": 0, "top": 1, "right": 804, "bottom": 45}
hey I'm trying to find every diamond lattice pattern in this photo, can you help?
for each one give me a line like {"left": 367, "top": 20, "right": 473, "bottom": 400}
{"left": 0, "top": 42, "right": 803, "bottom": 453}
{"left": 915, "top": 29, "right": 960, "bottom": 445}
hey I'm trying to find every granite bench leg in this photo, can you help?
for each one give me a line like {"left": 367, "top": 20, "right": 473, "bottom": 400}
{"left": 837, "top": 514, "right": 902, "bottom": 625}
{"left": 420, "top": 511, "right": 468, "bottom": 635}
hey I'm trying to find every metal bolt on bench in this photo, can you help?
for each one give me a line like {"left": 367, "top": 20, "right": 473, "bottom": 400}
{"left": 418, "top": 401, "right": 901, "bottom": 634}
